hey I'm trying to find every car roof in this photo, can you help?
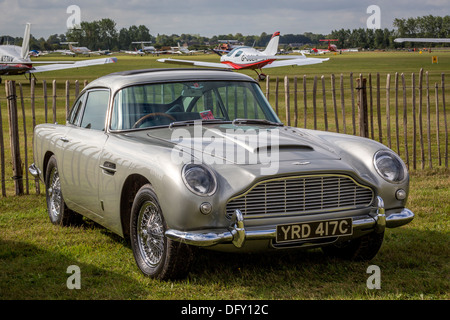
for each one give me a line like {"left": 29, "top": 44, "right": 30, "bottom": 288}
{"left": 84, "top": 68, "right": 257, "bottom": 92}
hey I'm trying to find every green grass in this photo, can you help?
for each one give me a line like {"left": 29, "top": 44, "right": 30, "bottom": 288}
{"left": 0, "top": 168, "right": 448, "bottom": 300}
{"left": 0, "top": 51, "right": 449, "bottom": 300}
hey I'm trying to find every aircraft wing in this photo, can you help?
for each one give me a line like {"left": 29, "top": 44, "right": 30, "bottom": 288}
{"left": 29, "top": 57, "right": 117, "bottom": 73}
{"left": 394, "top": 38, "right": 450, "bottom": 43}
{"left": 157, "top": 58, "right": 233, "bottom": 69}
{"left": 262, "top": 57, "right": 329, "bottom": 69}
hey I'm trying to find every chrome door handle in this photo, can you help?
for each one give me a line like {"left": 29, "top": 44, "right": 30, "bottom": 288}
{"left": 59, "top": 137, "right": 70, "bottom": 142}
{"left": 100, "top": 161, "right": 117, "bottom": 175}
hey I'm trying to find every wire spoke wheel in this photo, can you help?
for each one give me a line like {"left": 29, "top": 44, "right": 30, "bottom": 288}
{"left": 137, "top": 200, "right": 165, "bottom": 268}
{"left": 130, "top": 184, "right": 194, "bottom": 280}
{"left": 48, "top": 167, "right": 62, "bottom": 220}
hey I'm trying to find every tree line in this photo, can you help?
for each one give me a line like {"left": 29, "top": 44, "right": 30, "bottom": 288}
{"left": 1, "top": 15, "right": 448, "bottom": 52}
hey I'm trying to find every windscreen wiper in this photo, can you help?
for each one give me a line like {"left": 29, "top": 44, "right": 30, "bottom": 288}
{"left": 168, "top": 119, "right": 229, "bottom": 129}
{"left": 231, "top": 118, "right": 284, "bottom": 127}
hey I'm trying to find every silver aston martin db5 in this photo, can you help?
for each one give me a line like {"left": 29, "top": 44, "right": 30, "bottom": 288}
{"left": 30, "top": 68, "right": 414, "bottom": 280}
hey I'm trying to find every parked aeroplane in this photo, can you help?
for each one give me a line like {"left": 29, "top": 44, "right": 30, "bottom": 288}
{"left": 122, "top": 48, "right": 145, "bottom": 56}
{"left": 0, "top": 23, "right": 117, "bottom": 83}
{"left": 132, "top": 41, "right": 157, "bottom": 53}
{"left": 312, "top": 39, "right": 358, "bottom": 53}
{"left": 60, "top": 42, "right": 109, "bottom": 56}
{"left": 158, "top": 32, "right": 329, "bottom": 80}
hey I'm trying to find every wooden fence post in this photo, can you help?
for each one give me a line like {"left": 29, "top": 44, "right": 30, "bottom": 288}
{"left": 402, "top": 73, "right": 409, "bottom": 168}
{"left": 331, "top": 74, "right": 339, "bottom": 133}
{"left": 426, "top": 72, "right": 432, "bottom": 169}
{"left": 19, "top": 84, "right": 29, "bottom": 194}
{"left": 412, "top": 73, "right": 417, "bottom": 170}
{"left": 65, "top": 80, "right": 70, "bottom": 119}
{"left": 350, "top": 72, "right": 356, "bottom": 135}
{"left": 5, "top": 81, "right": 24, "bottom": 195}
{"left": 376, "top": 73, "right": 382, "bottom": 143}
{"left": 435, "top": 83, "right": 441, "bottom": 166}
{"left": 356, "top": 75, "right": 368, "bottom": 138}
{"left": 340, "top": 74, "right": 346, "bottom": 134}
{"left": 368, "top": 73, "right": 374, "bottom": 140}
{"left": 275, "top": 77, "right": 279, "bottom": 115}
{"left": 284, "top": 76, "right": 290, "bottom": 126}
{"left": 419, "top": 69, "right": 425, "bottom": 169}
{"left": 52, "top": 80, "right": 57, "bottom": 123}
{"left": 395, "top": 72, "right": 400, "bottom": 155}
{"left": 0, "top": 96, "right": 6, "bottom": 196}
{"left": 313, "top": 76, "right": 317, "bottom": 130}
{"left": 442, "top": 73, "right": 448, "bottom": 168}
{"left": 30, "top": 78, "right": 40, "bottom": 195}
{"left": 321, "top": 75, "right": 328, "bottom": 131}
{"left": 303, "top": 75, "right": 307, "bottom": 128}
{"left": 43, "top": 80, "right": 48, "bottom": 123}
{"left": 293, "top": 76, "right": 298, "bottom": 127}
{"left": 386, "top": 74, "right": 391, "bottom": 149}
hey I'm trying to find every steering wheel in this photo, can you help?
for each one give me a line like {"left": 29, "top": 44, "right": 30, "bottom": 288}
{"left": 132, "top": 112, "right": 176, "bottom": 128}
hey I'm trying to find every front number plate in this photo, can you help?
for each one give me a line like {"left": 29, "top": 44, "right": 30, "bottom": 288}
{"left": 276, "top": 218, "right": 353, "bottom": 243}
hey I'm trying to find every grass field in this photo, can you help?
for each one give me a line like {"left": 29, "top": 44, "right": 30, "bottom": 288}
{"left": 0, "top": 50, "right": 449, "bottom": 300}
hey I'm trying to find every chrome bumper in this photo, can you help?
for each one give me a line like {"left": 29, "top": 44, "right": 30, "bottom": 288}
{"left": 165, "top": 196, "right": 414, "bottom": 249}
{"left": 28, "top": 163, "right": 41, "bottom": 179}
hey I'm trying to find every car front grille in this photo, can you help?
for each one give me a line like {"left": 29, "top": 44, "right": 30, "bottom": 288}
{"left": 226, "top": 175, "right": 374, "bottom": 218}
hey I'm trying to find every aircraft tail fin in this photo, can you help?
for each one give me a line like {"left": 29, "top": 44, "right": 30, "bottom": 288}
{"left": 21, "top": 23, "right": 31, "bottom": 59}
{"left": 262, "top": 31, "right": 280, "bottom": 56}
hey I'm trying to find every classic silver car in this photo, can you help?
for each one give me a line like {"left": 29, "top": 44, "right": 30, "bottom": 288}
{"left": 30, "top": 68, "right": 414, "bottom": 280}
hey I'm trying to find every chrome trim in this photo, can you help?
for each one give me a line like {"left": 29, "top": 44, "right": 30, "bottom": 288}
{"left": 386, "top": 208, "right": 415, "bottom": 228}
{"left": 28, "top": 163, "right": 41, "bottom": 178}
{"left": 166, "top": 198, "right": 414, "bottom": 248}
{"left": 375, "top": 196, "right": 386, "bottom": 234}
{"left": 226, "top": 174, "right": 374, "bottom": 218}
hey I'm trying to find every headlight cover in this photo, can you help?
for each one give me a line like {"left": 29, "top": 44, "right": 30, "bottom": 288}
{"left": 374, "top": 149, "right": 407, "bottom": 183}
{"left": 182, "top": 164, "right": 217, "bottom": 196}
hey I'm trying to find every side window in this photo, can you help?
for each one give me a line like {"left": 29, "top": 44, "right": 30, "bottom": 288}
{"left": 80, "top": 90, "right": 110, "bottom": 130}
{"left": 68, "top": 94, "right": 85, "bottom": 125}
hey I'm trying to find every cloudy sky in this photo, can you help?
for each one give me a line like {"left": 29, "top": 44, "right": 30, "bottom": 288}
{"left": 0, "top": 0, "right": 449, "bottom": 38}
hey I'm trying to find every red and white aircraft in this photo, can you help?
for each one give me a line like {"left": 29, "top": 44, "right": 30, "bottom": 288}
{"left": 312, "top": 39, "right": 358, "bottom": 54}
{"left": 0, "top": 23, "right": 117, "bottom": 83}
{"left": 157, "top": 32, "right": 329, "bottom": 80}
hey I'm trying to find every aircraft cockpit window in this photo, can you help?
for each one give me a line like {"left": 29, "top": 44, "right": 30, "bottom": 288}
{"left": 234, "top": 51, "right": 243, "bottom": 57}
{"left": 226, "top": 47, "right": 243, "bottom": 57}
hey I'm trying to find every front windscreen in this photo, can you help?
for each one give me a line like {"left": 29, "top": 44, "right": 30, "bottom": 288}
{"left": 110, "top": 81, "right": 280, "bottom": 130}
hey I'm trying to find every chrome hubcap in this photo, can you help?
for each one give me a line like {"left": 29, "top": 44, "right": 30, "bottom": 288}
{"left": 137, "top": 201, "right": 165, "bottom": 268}
{"left": 48, "top": 167, "right": 62, "bottom": 219}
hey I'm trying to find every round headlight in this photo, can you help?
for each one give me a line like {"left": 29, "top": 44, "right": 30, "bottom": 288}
{"left": 374, "top": 150, "right": 407, "bottom": 183}
{"left": 182, "top": 164, "right": 217, "bottom": 196}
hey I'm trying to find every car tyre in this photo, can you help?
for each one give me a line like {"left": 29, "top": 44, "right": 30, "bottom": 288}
{"left": 45, "top": 156, "right": 83, "bottom": 226}
{"left": 130, "top": 184, "right": 194, "bottom": 280}
{"left": 322, "top": 231, "right": 384, "bottom": 261}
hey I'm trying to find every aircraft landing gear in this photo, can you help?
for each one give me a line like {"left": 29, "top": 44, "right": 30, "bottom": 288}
{"left": 254, "top": 70, "right": 267, "bottom": 81}
{"left": 24, "top": 72, "right": 37, "bottom": 84}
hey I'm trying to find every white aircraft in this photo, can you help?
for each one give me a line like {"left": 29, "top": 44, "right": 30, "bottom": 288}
{"left": 60, "top": 42, "right": 109, "bottom": 56}
{"left": 158, "top": 31, "right": 329, "bottom": 80}
{"left": 0, "top": 23, "right": 117, "bottom": 83}
{"left": 132, "top": 41, "right": 157, "bottom": 53}
{"left": 122, "top": 48, "right": 145, "bottom": 56}
{"left": 394, "top": 38, "right": 450, "bottom": 43}
{"left": 170, "top": 42, "right": 203, "bottom": 54}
